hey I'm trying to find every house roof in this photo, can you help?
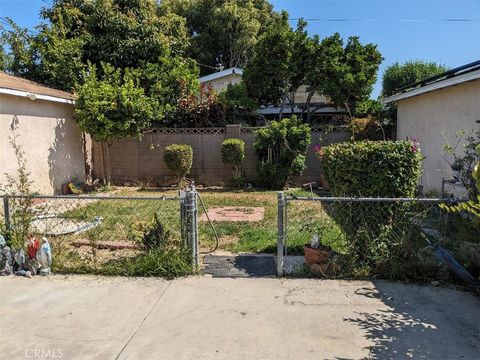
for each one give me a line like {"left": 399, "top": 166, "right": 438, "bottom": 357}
{"left": 382, "top": 60, "right": 480, "bottom": 103}
{"left": 198, "top": 67, "right": 243, "bottom": 83}
{"left": 0, "top": 71, "right": 74, "bottom": 104}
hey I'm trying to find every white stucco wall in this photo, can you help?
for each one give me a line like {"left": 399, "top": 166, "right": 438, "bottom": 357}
{"left": 397, "top": 79, "right": 480, "bottom": 193}
{"left": 0, "top": 93, "right": 88, "bottom": 194}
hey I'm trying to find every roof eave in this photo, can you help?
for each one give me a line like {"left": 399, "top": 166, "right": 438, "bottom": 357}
{"left": 0, "top": 88, "right": 75, "bottom": 104}
{"left": 382, "top": 69, "right": 480, "bottom": 104}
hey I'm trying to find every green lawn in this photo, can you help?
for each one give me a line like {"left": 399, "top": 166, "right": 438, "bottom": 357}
{"left": 54, "top": 187, "right": 347, "bottom": 255}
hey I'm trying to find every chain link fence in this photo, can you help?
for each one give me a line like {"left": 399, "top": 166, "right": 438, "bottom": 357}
{"left": 1, "top": 193, "right": 199, "bottom": 276}
{"left": 276, "top": 194, "right": 477, "bottom": 281}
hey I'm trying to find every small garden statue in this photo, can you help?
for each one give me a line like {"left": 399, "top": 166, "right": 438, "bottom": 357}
{"left": 0, "top": 234, "right": 13, "bottom": 276}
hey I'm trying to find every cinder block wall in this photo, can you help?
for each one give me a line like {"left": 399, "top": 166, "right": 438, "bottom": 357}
{"left": 92, "top": 125, "right": 349, "bottom": 186}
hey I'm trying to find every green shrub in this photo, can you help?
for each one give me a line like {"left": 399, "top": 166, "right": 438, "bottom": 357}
{"left": 321, "top": 140, "right": 422, "bottom": 197}
{"left": 129, "top": 213, "right": 172, "bottom": 250}
{"left": 319, "top": 140, "right": 423, "bottom": 277}
{"left": 254, "top": 117, "right": 311, "bottom": 189}
{"left": 221, "top": 138, "right": 245, "bottom": 181}
{"left": 163, "top": 144, "right": 193, "bottom": 184}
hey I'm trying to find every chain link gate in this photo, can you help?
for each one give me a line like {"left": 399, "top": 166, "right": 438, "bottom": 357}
{"left": 1, "top": 191, "right": 201, "bottom": 273}
{"left": 277, "top": 192, "right": 456, "bottom": 278}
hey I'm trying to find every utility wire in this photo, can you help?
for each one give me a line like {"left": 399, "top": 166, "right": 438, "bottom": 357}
{"left": 289, "top": 17, "right": 479, "bottom": 22}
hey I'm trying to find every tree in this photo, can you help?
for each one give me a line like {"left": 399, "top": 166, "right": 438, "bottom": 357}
{"left": 244, "top": 21, "right": 382, "bottom": 122}
{"left": 254, "top": 116, "right": 311, "bottom": 189}
{"left": 75, "top": 63, "right": 155, "bottom": 183}
{"left": 1, "top": 0, "right": 199, "bottom": 184}
{"left": 243, "top": 13, "right": 299, "bottom": 118}
{"left": 302, "top": 33, "right": 344, "bottom": 122}
{"left": 381, "top": 60, "right": 448, "bottom": 97}
{"left": 320, "top": 35, "right": 383, "bottom": 118}
{"left": 1, "top": 0, "right": 194, "bottom": 91}
{"left": 159, "top": 0, "right": 278, "bottom": 72}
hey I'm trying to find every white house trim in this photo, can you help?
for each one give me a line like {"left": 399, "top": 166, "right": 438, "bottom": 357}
{"left": 382, "top": 69, "right": 480, "bottom": 104}
{"left": 0, "top": 87, "right": 74, "bottom": 104}
{"left": 199, "top": 67, "right": 243, "bottom": 83}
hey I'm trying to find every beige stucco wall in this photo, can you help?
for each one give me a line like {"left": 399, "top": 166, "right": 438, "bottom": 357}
{"left": 202, "top": 73, "right": 243, "bottom": 92}
{"left": 397, "top": 79, "right": 480, "bottom": 193}
{"left": 0, "top": 93, "right": 87, "bottom": 194}
{"left": 91, "top": 125, "right": 349, "bottom": 186}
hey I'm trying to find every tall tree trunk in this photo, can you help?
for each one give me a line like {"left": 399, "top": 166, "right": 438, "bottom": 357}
{"left": 305, "top": 90, "right": 315, "bottom": 124}
{"left": 100, "top": 141, "right": 111, "bottom": 186}
{"left": 100, "top": 141, "right": 106, "bottom": 185}
{"left": 82, "top": 132, "right": 92, "bottom": 183}
{"left": 105, "top": 142, "right": 112, "bottom": 186}
{"left": 278, "top": 94, "right": 288, "bottom": 121}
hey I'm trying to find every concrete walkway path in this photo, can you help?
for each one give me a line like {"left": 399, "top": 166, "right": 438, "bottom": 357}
{"left": 1, "top": 275, "right": 479, "bottom": 360}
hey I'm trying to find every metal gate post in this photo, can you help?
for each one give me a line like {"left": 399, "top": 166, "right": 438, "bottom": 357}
{"left": 3, "top": 196, "right": 11, "bottom": 237}
{"left": 277, "top": 191, "right": 285, "bottom": 276}
{"left": 179, "top": 191, "right": 186, "bottom": 247}
{"left": 187, "top": 186, "right": 199, "bottom": 269}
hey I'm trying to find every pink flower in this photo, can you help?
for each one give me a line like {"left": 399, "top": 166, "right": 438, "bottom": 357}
{"left": 411, "top": 138, "right": 419, "bottom": 153}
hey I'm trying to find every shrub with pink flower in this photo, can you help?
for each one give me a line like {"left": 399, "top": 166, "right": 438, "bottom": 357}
{"left": 314, "top": 145, "right": 324, "bottom": 158}
{"left": 411, "top": 138, "right": 420, "bottom": 153}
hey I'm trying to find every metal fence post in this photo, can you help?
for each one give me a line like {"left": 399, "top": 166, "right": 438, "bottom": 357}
{"left": 277, "top": 191, "right": 285, "bottom": 276}
{"left": 3, "top": 196, "right": 11, "bottom": 236}
{"left": 187, "top": 186, "right": 199, "bottom": 269}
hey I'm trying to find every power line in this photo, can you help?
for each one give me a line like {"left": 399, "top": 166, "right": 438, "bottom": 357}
{"left": 289, "top": 17, "right": 479, "bottom": 22}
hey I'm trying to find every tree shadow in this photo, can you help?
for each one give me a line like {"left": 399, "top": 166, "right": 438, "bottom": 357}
{"left": 48, "top": 119, "right": 85, "bottom": 194}
{"left": 341, "top": 281, "right": 480, "bottom": 359}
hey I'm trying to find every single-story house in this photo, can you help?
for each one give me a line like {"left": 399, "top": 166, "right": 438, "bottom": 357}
{"left": 383, "top": 60, "right": 480, "bottom": 194}
{"left": 198, "top": 67, "right": 244, "bottom": 91}
{"left": 0, "top": 72, "right": 90, "bottom": 194}
{"left": 199, "top": 67, "right": 340, "bottom": 120}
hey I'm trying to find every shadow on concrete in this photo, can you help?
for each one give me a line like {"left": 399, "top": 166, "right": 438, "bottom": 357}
{"left": 202, "top": 254, "right": 276, "bottom": 278}
{"left": 341, "top": 281, "right": 480, "bottom": 360}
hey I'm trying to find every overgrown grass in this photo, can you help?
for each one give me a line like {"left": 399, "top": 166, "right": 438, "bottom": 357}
{"left": 52, "top": 248, "right": 192, "bottom": 279}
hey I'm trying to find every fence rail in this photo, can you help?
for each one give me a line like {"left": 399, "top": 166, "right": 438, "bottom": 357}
{"left": 277, "top": 193, "right": 460, "bottom": 279}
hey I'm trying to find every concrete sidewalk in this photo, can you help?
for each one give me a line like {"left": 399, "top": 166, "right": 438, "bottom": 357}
{"left": 0, "top": 275, "right": 479, "bottom": 360}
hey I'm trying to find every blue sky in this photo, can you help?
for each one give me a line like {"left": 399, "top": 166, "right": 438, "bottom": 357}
{"left": 1, "top": 0, "right": 479, "bottom": 98}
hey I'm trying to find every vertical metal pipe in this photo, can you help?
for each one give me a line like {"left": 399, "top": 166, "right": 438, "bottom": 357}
{"left": 277, "top": 191, "right": 285, "bottom": 276}
{"left": 3, "top": 196, "right": 10, "bottom": 236}
{"left": 187, "top": 189, "right": 196, "bottom": 269}
{"left": 192, "top": 187, "right": 199, "bottom": 268}
{"left": 179, "top": 191, "right": 186, "bottom": 247}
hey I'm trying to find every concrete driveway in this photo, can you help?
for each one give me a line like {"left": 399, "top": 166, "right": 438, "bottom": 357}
{"left": 0, "top": 275, "right": 479, "bottom": 360}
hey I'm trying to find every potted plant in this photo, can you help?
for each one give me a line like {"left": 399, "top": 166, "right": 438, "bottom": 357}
{"left": 304, "top": 234, "right": 332, "bottom": 265}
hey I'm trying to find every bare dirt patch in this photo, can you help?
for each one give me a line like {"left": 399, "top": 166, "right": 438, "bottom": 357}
{"left": 200, "top": 206, "right": 265, "bottom": 222}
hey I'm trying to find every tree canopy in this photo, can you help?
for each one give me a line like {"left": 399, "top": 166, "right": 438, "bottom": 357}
{"left": 159, "top": 0, "right": 279, "bottom": 72}
{"left": 382, "top": 60, "right": 448, "bottom": 97}
{"left": 244, "top": 17, "right": 383, "bottom": 120}
{"left": 1, "top": 0, "right": 193, "bottom": 91}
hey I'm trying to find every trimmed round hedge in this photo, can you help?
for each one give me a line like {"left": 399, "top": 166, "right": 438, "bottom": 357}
{"left": 163, "top": 144, "right": 193, "bottom": 182}
{"left": 320, "top": 140, "right": 422, "bottom": 197}
{"left": 221, "top": 138, "right": 245, "bottom": 178}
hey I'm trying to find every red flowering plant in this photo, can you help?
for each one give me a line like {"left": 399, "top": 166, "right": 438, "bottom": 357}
{"left": 173, "top": 83, "right": 224, "bottom": 127}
